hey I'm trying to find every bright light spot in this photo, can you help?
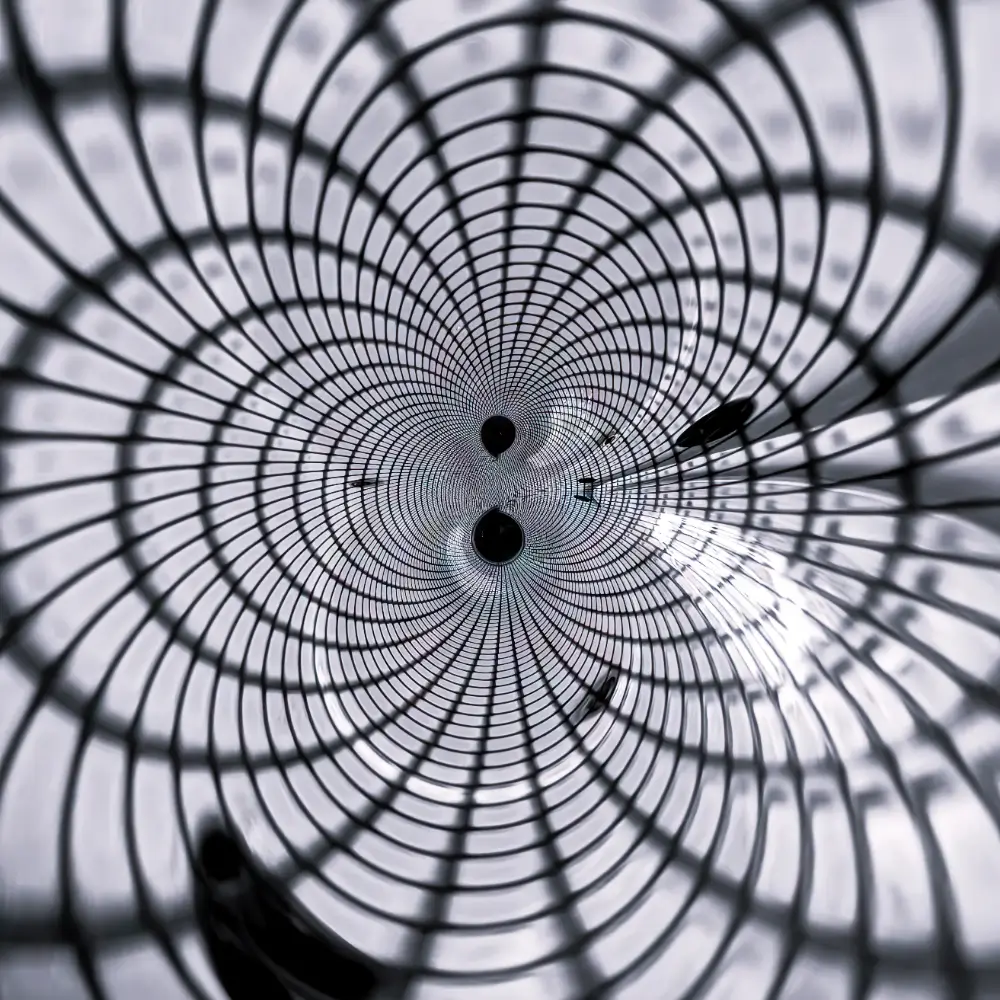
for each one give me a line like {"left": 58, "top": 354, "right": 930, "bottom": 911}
{"left": 649, "top": 511, "right": 844, "bottom": 691}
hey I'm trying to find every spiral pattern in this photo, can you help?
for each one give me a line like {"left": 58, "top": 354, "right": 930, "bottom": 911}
{"left": 2, "top": 1, "right": 1000, "bottom": 998}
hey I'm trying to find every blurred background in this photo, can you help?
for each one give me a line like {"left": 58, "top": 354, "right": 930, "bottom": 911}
{"left": 1, "top": 0, "right": 1000, "bottom": 997}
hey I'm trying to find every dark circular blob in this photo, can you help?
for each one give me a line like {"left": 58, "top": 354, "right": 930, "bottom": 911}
{"left": 677, "top": 397, "right": 756, "bottom": 448}
{"left": 480, "top": 414, "right": 516, "bottom": 457}
{"left": 199, "top": 827, "right": 244, "bottom": 883}
{"left": 472, "top": 507, "right": 524, "bottom": 563}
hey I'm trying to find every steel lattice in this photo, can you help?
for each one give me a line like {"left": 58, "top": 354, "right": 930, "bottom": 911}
{"left": 1, "top": 1, "right": 1000, "bottom": 998}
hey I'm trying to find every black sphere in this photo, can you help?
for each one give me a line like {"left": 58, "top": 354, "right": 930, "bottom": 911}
{"left": 480, "top": 415, "right": 516, "bottom": 457}
{"left": 473, "top": 508, "right": 524, "bottom": 564}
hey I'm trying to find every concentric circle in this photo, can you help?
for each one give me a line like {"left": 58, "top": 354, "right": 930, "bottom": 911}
{"left": 1, "top": 1, "right": 1000, "bottom": 999}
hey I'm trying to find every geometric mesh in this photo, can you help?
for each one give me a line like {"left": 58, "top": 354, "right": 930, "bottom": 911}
{"left": 2, "top": 1, "right": 1000, "bottom": 997}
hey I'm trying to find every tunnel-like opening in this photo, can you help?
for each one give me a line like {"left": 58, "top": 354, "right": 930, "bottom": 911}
{"left": 472, "top": 507, "right": 525, "bottom": 564}
{"left": 480, "top": 414, "right": 516, "bottom": 458}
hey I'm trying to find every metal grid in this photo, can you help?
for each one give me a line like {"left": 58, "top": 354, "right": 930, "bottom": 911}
{"left": 1, "top": 0, "right": 1000, "bottom": 997}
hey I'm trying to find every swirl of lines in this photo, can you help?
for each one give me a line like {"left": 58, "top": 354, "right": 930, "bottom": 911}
{"left": 1, "top": 0, "right": 1000, "bottom": 998}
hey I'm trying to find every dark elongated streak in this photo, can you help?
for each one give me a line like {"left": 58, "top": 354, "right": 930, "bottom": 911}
{"left": 676, "top": 398, "right": 756, "bottom": 449}
{"left": 195, "top": 826, "right": 381, "bottom": 1000}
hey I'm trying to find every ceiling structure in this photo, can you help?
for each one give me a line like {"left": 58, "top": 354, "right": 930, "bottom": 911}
{"left": 1, "top": 0, "right": 1000, "bottom": 997}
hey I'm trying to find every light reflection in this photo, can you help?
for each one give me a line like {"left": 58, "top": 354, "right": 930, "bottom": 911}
{"left": 648, "top": 509, "right": 842, "bottom": 692}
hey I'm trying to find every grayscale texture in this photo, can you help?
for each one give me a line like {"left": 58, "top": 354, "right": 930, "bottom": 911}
{"left": 1, "top": 0, "right": 1000, "bottom": 998}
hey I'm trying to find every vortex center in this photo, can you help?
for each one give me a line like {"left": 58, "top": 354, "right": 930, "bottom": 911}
{"left": 472, "top": 507, "right": 524, "bottom": 564}
{"left": 480, "top": 415, "right": 516, "bottom": 457}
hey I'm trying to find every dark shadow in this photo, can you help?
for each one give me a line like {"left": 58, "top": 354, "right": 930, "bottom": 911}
{"left": 576, "top": 668, "right": 619, "bottom": 722}
{"left": 194, "top": 824, "right": 382, "bottom": 1000}
{"left": 676, "top": 398, "right": 756, "bottom": 449}
{"left": 575, "top": 477, "right": 597, "bottom": 502}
